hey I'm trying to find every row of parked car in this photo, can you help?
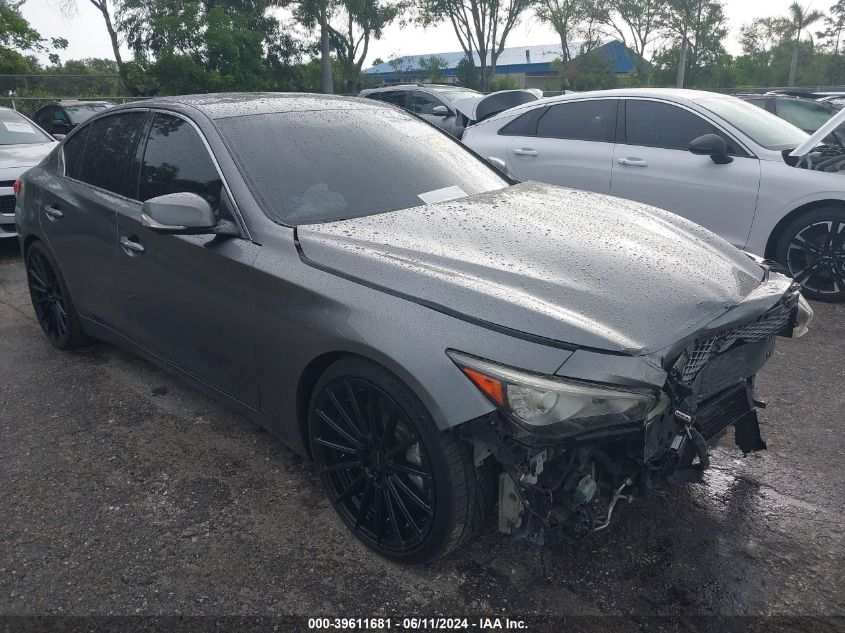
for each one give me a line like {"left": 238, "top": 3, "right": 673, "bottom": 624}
{"left": 360, "top": 84, "right": 845, "bottom": 302}
{"left": 10, "top": 90, "right": 814, "bottom": 564}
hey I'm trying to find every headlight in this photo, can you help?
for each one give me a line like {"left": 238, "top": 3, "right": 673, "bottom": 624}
{"left": 792, "top": 294, "right": 814, "bottom": 338}
{"left": 447, "top": 350, "right": 657, "bottom": 436}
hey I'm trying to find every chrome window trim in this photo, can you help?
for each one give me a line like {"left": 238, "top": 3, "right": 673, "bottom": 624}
{"left": 59, "top": 107, "right": 253, "bottom": 242}
{"left": 146, "top": 108, "right": 252, "bottom": 242}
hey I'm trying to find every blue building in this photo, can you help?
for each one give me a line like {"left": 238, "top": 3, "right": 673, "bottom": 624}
{"left": 363, "top": 40, "right": 637, "bottom": 89}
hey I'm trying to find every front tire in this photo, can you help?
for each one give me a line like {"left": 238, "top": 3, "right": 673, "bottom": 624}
{"left": 308, "top": 357, "right": 492, "bottom": 564}
{"left": 25, "top": 241, "right": 89, "bottom": 349}
{"left": 775, "top": 207, "right": 845, "bottom": 302}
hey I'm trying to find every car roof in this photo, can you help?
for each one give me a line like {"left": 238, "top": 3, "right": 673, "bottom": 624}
{"left": 108, "top": 92, "right": 392, "bottom": 120}
{"left": 539, "top": 88, "right": 730, "bottom": 105}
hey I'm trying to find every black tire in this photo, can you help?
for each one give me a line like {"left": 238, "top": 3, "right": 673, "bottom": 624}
{"left": 25, "top": 241, "right": 89, "bottom": 349}
{"left": 308, "top": 357, "right": 493, "bottom": 564}
{"left": 775, "top": 207, "right": 845, "bottom": 303}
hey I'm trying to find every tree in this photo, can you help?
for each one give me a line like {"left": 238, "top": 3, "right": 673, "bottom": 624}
{"left": 603, "top": 0, "right": 668, "bottom": 84}
{"left": 419, "top": 0, "right": 535, "bottom": 90}
{"left": 331, "top": 0, "right": 406, "bottom": 92}
{"left": 819, "top": 0, "right": 845, "bottom": 55}
{"left": 785, "top": 2, "right": 825, "bottom": 86}
{"left": 534, "top": 0, "right": 608, "bottom": 89}
{"left": 59, "top": 0, "right": 129, "bottom": 86}
{"left": 272, "top": 0, "right": 335, "bottom": 93}
{"left": 1, "top": 0, "right": 68, "bottom": 68}
{"left": 661, "top": 0, "right": 727, "bottom": 87}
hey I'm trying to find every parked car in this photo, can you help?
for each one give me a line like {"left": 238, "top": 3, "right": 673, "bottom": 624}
{"left": 359, "top": 84, "right": 540, "bottom": 138}
{"left": 463, "top": 88, "right": 845, "bottom": 301}
{"left": 16, "top": 94, "right": 812, "bottom": 563}
{"left": 739, "top": 93, "right": 837, "bottom": 133}
{"left": 818, "top": 95, "right": 845, "bottom": 110}
{"left": 0, "top": 107, "right": 57, "bottom": 239}
{"left": 32, "top": 100, "right": 114, "bottom": 138}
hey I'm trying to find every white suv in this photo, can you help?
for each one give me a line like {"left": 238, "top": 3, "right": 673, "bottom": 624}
{"left": 463, "top": 89, "right": 845, "bottom": 301}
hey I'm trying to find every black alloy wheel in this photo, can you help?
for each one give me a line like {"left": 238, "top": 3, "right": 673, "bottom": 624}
{"left": 25, "top": 242, "right": 88, "bottom": 349}
{"left": 308, "top": 358, "right": 493, "bottom": 564}
{"left": 777, "top": 208, "right": 845, "bottom": 302}
{"left": 312, "top": 377, "right": 436, "bottom": 554}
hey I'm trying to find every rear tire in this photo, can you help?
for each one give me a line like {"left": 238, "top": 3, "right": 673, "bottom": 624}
{"left": 308, "top": 357, "right": 493, "bottom": 564}
{"left": 25, "top": 241, "right": 89, "bottom": 349}
{"left": 774, "top": 207, "right": 845, "bottom": 303}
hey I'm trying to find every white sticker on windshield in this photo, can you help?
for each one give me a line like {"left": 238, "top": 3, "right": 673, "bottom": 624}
{"left": 3, "top": 121, "right": 36, "bottom": 134}
{"left": 418, "top": 185, "right": 468, "bottom": 205}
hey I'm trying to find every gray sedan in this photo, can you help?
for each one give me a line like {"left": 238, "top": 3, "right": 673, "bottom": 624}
{"left": 15, "top": 94, "right": 811, "bottom": 563}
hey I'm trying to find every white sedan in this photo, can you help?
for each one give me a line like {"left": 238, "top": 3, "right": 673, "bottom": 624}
{"left": 462, "top": 89, "right": 845, "bottom": 302}
{"left": 0, "top": 107, "right": 57, "bottom": 240}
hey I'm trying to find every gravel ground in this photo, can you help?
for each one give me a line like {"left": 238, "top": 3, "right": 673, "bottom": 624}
{"left": 1, "top": 238, "right": 843, "bottom": 625}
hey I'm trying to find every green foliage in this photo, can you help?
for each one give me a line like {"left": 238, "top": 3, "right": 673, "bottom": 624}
{"left": 0, "top": 0, "right": 68, "bottom": 70}
{"left": 417, "top": 55, "right": 448, "bottom": 82}
{"left": 455, "top": 54, "right": 479, "bottom": 89}
{"left": 489, "top": 74, "right": 518, "bottom": 90}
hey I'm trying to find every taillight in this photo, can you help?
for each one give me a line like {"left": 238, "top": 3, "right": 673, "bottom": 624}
{"left": 13, "top": 179, "right": 22, "bottom": 197}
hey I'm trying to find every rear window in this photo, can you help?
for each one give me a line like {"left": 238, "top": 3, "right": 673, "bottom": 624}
{"left": 217, "top": 108, "right": 507, "bottom": 225}
{"left": 64, "top": 104, "right": 109, "bottom": 124}
{"left": 0, "top": 109, "right": 53, "bottom": 145}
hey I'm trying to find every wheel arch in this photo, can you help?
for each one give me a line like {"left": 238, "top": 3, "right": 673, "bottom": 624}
{"left": 295, "top": 351, "right": 351, "bottom": 458}
{"left": 765, "top": 199, "right": 845, "bottom": 259}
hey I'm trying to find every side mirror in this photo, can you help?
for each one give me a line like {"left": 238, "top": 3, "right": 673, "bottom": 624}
{"left": 689, "top": 133, "right": 733, "bottom": 164}
{"left": 141, "top": 192, "right": 219, "bottom": 234}
{"left": 432, "top": 105, "right": 450, "bottom": 117}
{"left": 487, "top": 156, "right": 509, "bottom": 176}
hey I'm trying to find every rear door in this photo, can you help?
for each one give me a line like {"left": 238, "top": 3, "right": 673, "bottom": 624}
{"left": 40, "top": 109, "right": 147, "bottom": 327}
{"left": 113, "top": 111, "right": 260, "bottom": 407}
{"left": 610, "top": 99, "right": 761, "bottom": 248}
{"left": 504, "top": 99, "right": 617, "bottom": 194}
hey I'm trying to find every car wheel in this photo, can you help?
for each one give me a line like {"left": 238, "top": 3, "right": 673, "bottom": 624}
{"left": 308, "top": 357, "right": 493, "bottom": 564}
{"left": 25, "top": 241, "right": 89, "bottom": 349}
{"left": 775, "top": 207, "right": 845, "bottom": 302}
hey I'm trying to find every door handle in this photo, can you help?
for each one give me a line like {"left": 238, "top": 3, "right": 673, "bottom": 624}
{"left": 120, "top": 235, "right": 145, "bottom": 256}
{"left": 617, "top": 157, "right": 649, "bottom": 167}
{"left": 512, "top": 148, "right": 538, "bottom": 156}
{"left": 44, "top": 205, "right": 63, "bottom": 221}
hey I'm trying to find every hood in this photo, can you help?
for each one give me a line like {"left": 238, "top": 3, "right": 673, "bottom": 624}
{"left": 790, "top": 107, "right": 845, "bottom": 157}
{"left": 452, "top": 89, "right": 542, "bottom": 123}
{"left": 297, "top": 183, "right": 767, "bottom": 355}
{"left": 0, "top": 142, "right": 56, "bottom": 169}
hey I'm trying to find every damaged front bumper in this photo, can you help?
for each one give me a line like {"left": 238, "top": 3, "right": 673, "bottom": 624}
{"left": 459, "top": 280, "right": 812, "bottom": 542}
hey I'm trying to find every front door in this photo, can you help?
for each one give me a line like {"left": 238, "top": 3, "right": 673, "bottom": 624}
{"left": 114, "top": 111, "right": 260, "bottom": 407}
{"left": 611, "top": 99, "right": 761, "bottom": 249}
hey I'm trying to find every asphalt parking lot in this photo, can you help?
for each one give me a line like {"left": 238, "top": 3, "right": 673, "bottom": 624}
{"left": 1, "top": 237, "right": 843, "bottom": 622}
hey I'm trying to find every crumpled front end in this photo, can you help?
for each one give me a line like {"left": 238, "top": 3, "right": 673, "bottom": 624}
{"left": 454, "top": 276, "right": 813, "bottom": 543}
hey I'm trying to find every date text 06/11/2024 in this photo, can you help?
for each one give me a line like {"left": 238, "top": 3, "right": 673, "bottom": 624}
{"left": 307, "top": 618, "right": 528, "bottom": 630}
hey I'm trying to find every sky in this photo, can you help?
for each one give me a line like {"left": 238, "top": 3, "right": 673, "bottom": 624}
{"left": 20, "top": 0, "right": 814, "bottom": 70}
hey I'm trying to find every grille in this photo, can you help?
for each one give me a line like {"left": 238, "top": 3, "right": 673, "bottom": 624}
{"left": 0, "top": 196, "right": 15, "bottom": 215}
{"left": 676, "top": 291, "right": 797, "bottom": 386}
{"left": 0, "top": 180, "right": 15, "bottom": 188}
{"left": 696, "top": 384, "right": 751, "bottom": 440}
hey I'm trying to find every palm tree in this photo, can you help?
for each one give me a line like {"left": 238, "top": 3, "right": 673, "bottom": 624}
{"left": 787, "top": 2, "right": 825, "bottom": 86}
{"left": 271, "top": 0, "right": 335, "bottom": 94}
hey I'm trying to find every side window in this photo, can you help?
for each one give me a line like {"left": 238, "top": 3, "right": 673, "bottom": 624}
{"left": 34, "top": 107, "right": 51, "bottom": 127}
{"left": 498, "top": 107, "right": 546, "bottom": 136}
{"left": 78, "top": 111, "right": 145, "bottom": 196}
{"left": 535, "top": 100, "right": 616, "bottom": 142}
{"left": 139, "top": 113, "right": 227, "bottom": 219}
{"left": 62, "top": 126, "right": 90, "bottom": 180}
{"left": 53, "top": 108, "right": 69, "bottom": 123}
{"left": 377, "top": 91, "right": 408, "bottom": 109}
{"left": 410, "top": 92, "right": 445, "bottom": 115}
{"left": 774, "top": 100, "right": 833, "bottom": 132}
{"left": 625, "top": 100, "right": 723, "bottom": 151}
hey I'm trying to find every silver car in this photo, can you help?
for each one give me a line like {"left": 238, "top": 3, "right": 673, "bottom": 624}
{"left": 15, "top": 94, "right": 812, "bottom": 563}
{"left": 0, "top": 107, "right": 56, "bottom": 239}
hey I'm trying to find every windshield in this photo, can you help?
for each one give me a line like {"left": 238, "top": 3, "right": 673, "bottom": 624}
{"left": 218, "top": 108, "right": 507, "bottom": 225}
{"left": 0, "top": 109, "right": 53, "bottom": 145}
{"left": 696, "top": 96, "right": 809, "bottom": 150}
{"left": 64, "top": 104, "right": 108, "bottom": 124}
{"left": 438, "top": 90, "right": 482, "bottom": 102}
